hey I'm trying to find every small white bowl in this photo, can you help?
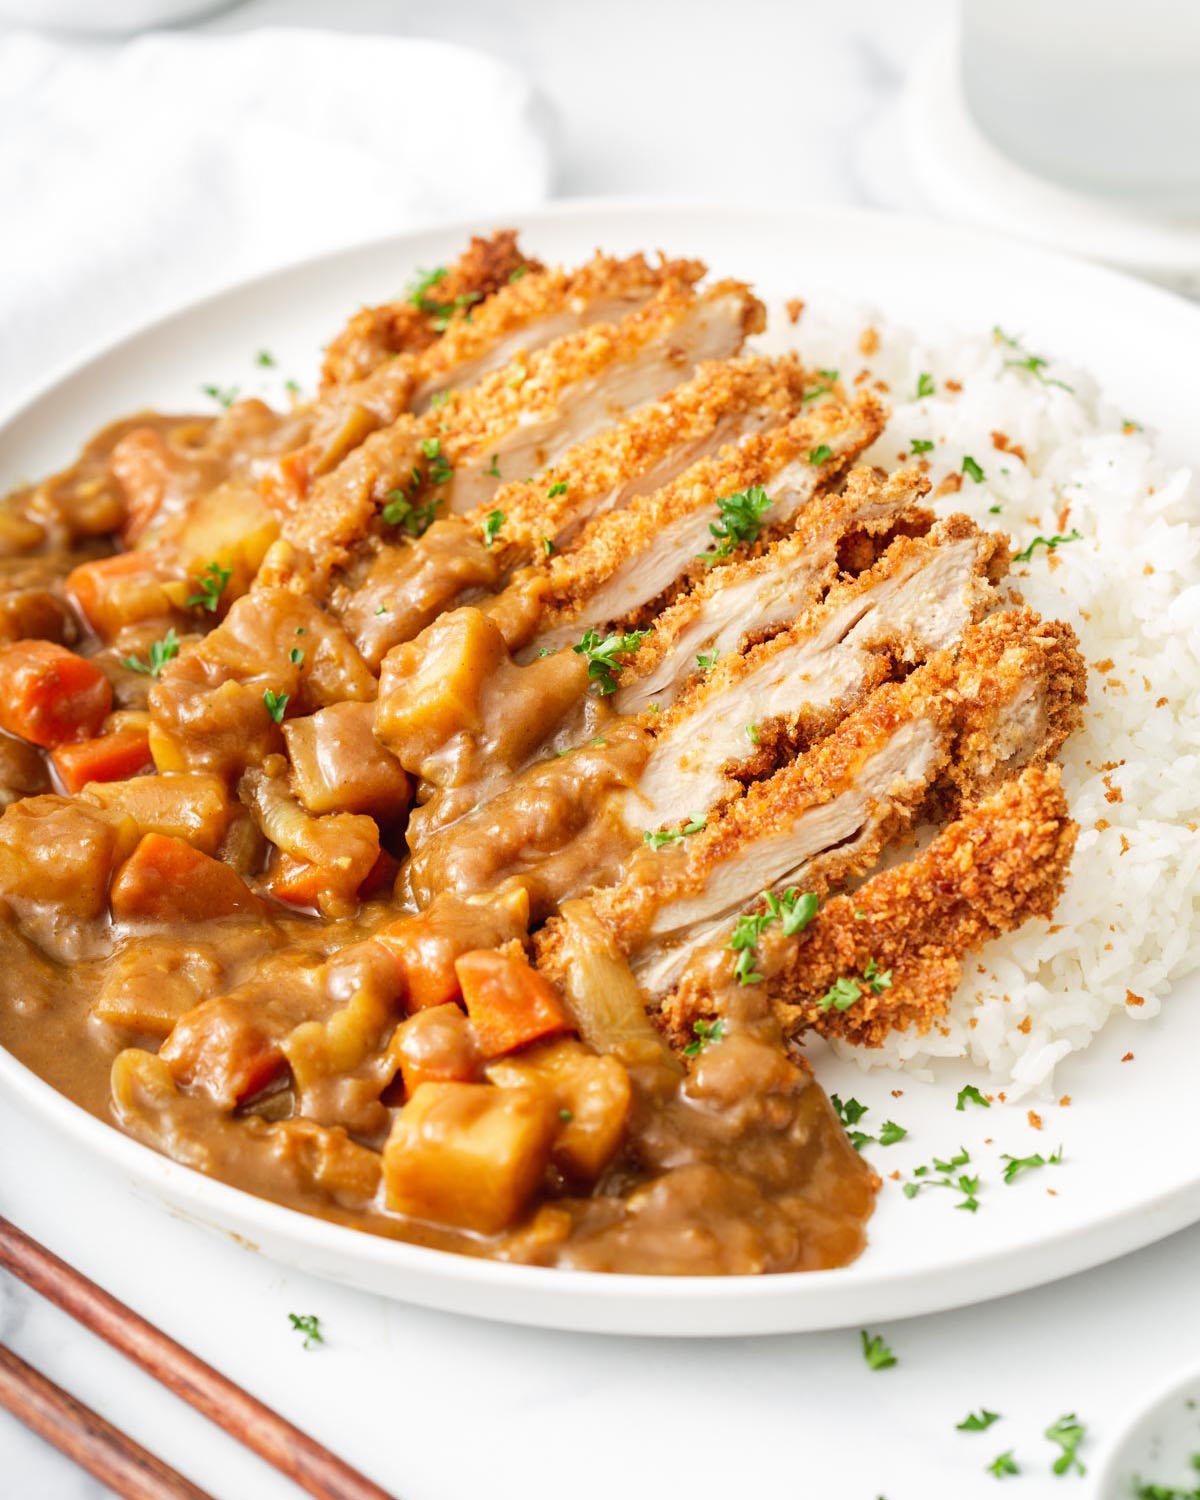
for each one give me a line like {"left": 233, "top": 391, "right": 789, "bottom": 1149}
{"left": 1095, "top": 1365, "right": 1200, "bottom": 1498}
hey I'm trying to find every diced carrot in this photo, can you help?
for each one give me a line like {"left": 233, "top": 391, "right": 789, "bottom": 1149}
{"left": 454, "top": 949, "right": 570, "bottom": 1060}
{"left": 52, "top": 729, "right": 153, "bottom": 794}
{"left": 66, "top": 550, "right": 177, "bottom": 639}
{"left": 376, "top": 916, "right": 464, "bottom": 1013}
{"left": 110, "top": 832, "right": 263, "bottom": 923}
{"left": 0, "top": 640, "right": 112, "bottom": 748}
{"left": 264, "top": 852, "right": 325, "bottom": 911}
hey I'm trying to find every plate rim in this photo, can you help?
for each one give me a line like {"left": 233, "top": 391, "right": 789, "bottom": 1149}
{"left": 3, "top": 195, "right": 1199, "bottom": 1335}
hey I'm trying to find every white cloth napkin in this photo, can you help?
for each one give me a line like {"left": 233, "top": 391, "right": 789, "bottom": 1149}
{"left": 0, "top": 27, "right": 553, "bottom": 411}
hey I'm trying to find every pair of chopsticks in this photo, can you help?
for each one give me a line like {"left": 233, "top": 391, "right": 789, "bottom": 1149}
{"left": 0, "top": 1216, "right": 398, "bottom": 1500}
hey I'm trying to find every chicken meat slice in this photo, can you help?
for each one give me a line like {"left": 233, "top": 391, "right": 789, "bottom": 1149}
{"left": 276, "top": 278, "right": 763, "bottom": 580}
{"left": 333, "top": 355, "right": 816, "bottom": 669}
{"left": 631, "top": 514, "right": 1009, "bottom": 832}
{"left": 613, "top": 467, "right": 933, "bottom": 716}
{"left": 548, "top": 607, "right": 1086, "bottom": 1000}
{"left": 521, "top": 393, "right": 885, "bottom": 660}
{"left": 662, "top": 764, "right": 1077, "bottom": 1052}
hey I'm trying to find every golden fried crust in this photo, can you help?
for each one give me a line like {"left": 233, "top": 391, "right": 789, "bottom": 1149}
{"left": 280, "top": 280, "right": 763, "bottom": 578}
{"left": 761, "top": 764, "right": 1077, "bottom": 1047}
{"left": 537, "top": 394, "right": 886, "bottom": 629}
{"left": 319, "top": 230, "right": 539, "bottom": 387}
{"left": 478, "top": 354, "right": 815, "bottom": 559}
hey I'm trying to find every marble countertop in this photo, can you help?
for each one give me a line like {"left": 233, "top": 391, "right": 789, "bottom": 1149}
{"left": 2, "top": 2, "right": 1198, "bottom": 1496}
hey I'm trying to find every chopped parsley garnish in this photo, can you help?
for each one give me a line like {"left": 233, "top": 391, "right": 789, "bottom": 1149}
{"left": 644, "top": 815, "right": 706, "bottom": 850}
{"left": 573, "top": 626, "right": 652, "bottom": 695}
{"left": 993, "top": 326, "right": 1075, "bottom": 392}
{"left": 700, "top": 484, "right": 773, "bottom": 564}
{"left": 255, "top": 350, "right": 275, "bottom": 367}
{"left": 382, "top": 491, "right": 437, "bottom": 536}
{"left": 962, "top": 455, "right": 986, "bottom": 483}
{"left": 506, "top": 363, "right": 527, "bottom": 389}
{"left": 878, "top": 1120, "right": 907, "bottom": 1146}
{"left": 904, "top": 1147, "right": 979, "bottom": 1210}
{"left": 1045, "top": 1413, "right": 1087, "bottom": 1476}
{"left": 863, "top": 957, "right": 892, "bottom": 994}
{"left": 122, "top": 627, "right": 179, "bottom": 679}
{"left": 1013, "top": 529, "right": 1082, "bottom": 563}
{"left": 682, "top": 1017, "right": 724, "bottom": 1057}
{"left": 185, "top": 561, "right": 232, "bottom": 614}
{"left": 559, "top": 1107, "right": 573, "bottom": 1122}
{"left": 289, "top": 647, "right": 305, "bottom": 666}
{"left": 419, "top": 437, "right": 453, "bottom": 486}
{"left": 860, "top": 1330, "right": 897, "bottom": 1371}
{"left": 725, "top": 889, "right": 817, "bottom": 985}
{"left": 541, "top": 534, "right": 555, "bottom": 556}
{"left": 831, "top": 1094, "right": 873, "bottom": 1150}
{"left": 1001, "top": 1145, "right": 1063, "bottom": 1183}
{"left": 287, "top": 1313, "right": 323, "bottom": 1349}
{"left": 989, "top": 504, "right": 1003, "bottom": 514}
{"left": 958, "top": 1409, "right": 1002, "bottom": 1432}
{"left": 406, "top": 266, "right": 480, "bottom": 331}
{"left": 482, "top": 509, "right": 505, "bottom": 548}
{"left": 696, "top": 650, "right": 719, "bottom": 672}
{"left": 200, "top": 383, "right": 238, "bottom": 408}
{"left": 817, "top": 367, "right": 839, "bottom": 381}
{"left": 263, "top": 690, "right": 289, "bottom": 725}
{"left": 547, "top": 481, "right": 568, "bottom": 498}
{"left": 429, "top": 391, "right": 451, "bottom": 410}
{"left": 987, "top": 1451, "right": 1019, "bottom": 1478}
{"left": 809, "top": 443, "right": 833, "bottom": 465}
{"left": 914, "top": 372, "right": 936, "bottom": 399}
{"left": 746, "top": 721, "right": 760, "bottom": 744}
{"left": 509, "top": 264, "right": 529, "bottom": 283}
{"left": 910, "top": 438, "right": 934, "bottom": 455}
{"left": 956, "top": 1084, "right": 991, "bottom": 1111}
{"left": 485, "top": 453, "right": 502, "bottom": 478}
{"left": 375, "top": 604, "right": 389, "bottom": 615}
{"left": 801, "top": 380, "right": 833, "bottom": 404}
{"left": 820, "top": 975, "right": 861, "bottom": 1012}
{"left": 284, "top": 378, "right": 302, "bottom": 397}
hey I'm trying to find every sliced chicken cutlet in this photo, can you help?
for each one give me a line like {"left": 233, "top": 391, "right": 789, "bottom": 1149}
{"left": 631, "top": 513, "right": 1009, "bottom": 832}
{"left": 521, "top": 393, "right": 885, "bottom": 660}
{"left": 276, "top": 279, "right": 763, "bottom": 580}
{"left": 613, "top": 467, "right": 933, "bottom": 716}
{"left": 335, "top": 355, "right": 817, "bottom": 669}
{"left": 664, "top": 764, "right": 1077, "bottom": 1050}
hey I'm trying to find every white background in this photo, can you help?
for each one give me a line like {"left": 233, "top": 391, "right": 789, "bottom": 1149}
{"left": 1, "top": 2, "right": 1197, "bottom": 1497}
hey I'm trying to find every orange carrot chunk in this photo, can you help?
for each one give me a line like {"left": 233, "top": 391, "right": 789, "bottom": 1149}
{"left": 0, "top": 640, "right": 112, "bottom": 748}
{"left": 110, "top": 832, "right": 263, "bottom": 923}
{"left": 454, "top": 948, "right": 570, "bottom": 1060}
{"left": 52, "top": 729, "right": 153, "bottom": 794}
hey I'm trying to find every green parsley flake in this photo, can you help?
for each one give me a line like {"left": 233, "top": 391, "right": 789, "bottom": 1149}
{"left": 746, "top": 722, "right": 760, "bottom": 744}
{"left": 910, "top": 438, "right": 934, "bottom": 455}
{"left": 284, "top": 378, "right": 302, "bottom": 397}
{"left": 547, "top": 481, "right": 568, "bottom": 498}
{"left": 989, "top": 504, "right": 1003, "bottom": 514}
{"left": 573, "top": 626, "right": 652, "bottom": 695}
{"left": 485, "top": 453, "right": 502, "bottom": 478}
{"left": 809, "top": 443, "right": 833, "bottom": 465}
{"left": 682, "top": 1017, "right": 724, "bottom": 1057}
{"left": 263, "top": 689, "right": 289, "bottom": 725}
{"left": 904, "top": 1148, "right": 979, "bottom": 1210}
{"left": 831, "top": 1095, "right": 873, "bottom": 1150}
{"left": 1001, "top": 1145, "right": 1063, "bottom": 1183}
{"left": 419, "top": 437, "right": 453, "bottom": 486}
{"left": 878, "top": 1120, "right": 907, "bottom": 1146}
{"left": 820, "top": 975, "right": 862, "bottom": 1012}
{"left": 958, "top": 1409, "right": 1002, "bottom": 1432}
{"left": 1045, "top": 1413, "right": 1087, "bottom": 1476}
{"left": 696, "top": 650, "right": 720, "bottom": 672}
{"left": 200, "top": 383, "right": 238, "bottom": 409}
{"left": 726, "top": 888, "right": 817, "bottom": 985}
{"left": 482, "top": 510, "right": 505, "bottom": 548}
{"left": 122, "top": 627, "right": 180, "bottom": 679}
{"left": 643, "top": 815, "right": 706, "bottom": 850}
{"left": 289, "top": 647, "right": 305, "bottom": 666}
{"left": 860, "top": 1330, "right": 897, "bottom": 1371}
{"left": 541, "top": 534, "right": 555, "bottom": 556}
{"left": 382, "top": 491, "right": 437, "bottom": 537}
{"left": 255, "top": 350, "right": 275, "bottom": 368}
{"left": 185, "top": 561, "right": 232, "bottom": 614}
{"left": 987, "top": 1451, "right": 1019, "bottom": 1478}
{"left": 956, "top": 1084, "right": 991, "bottom": 1111}
{"left": 699, "top": 484, "right": 773, "bottom": 565}
{"left": 507, "top": 363, "right": 527, "bottom": 389}
{"left": 962, "top": 455, "right": 986, "bottom": 483}
{"left": 1013, "top": 529, "right": 1082, "bottom": 563}
{"left": 993, "top": 327, "right": 1075, "bottom": 392}
{"left": 863, "top": 957, "right": 892, "bottom": 994}
{"left": 288, "top": 1313, "right": 323, "bottom": 1349}
{"left": 559, "top": 1107, "right": 573, "bottom": 1122}
{"left": 509, "top": 264, "right": 529, "bottom": 283}
{"left": 914, "top": 372, "right": 936, "bottom": 399}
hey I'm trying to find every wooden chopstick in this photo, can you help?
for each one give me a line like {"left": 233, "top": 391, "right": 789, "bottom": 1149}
{"left": 0, "top": 1216, "right": 398, "bottom": 1500}
{"left": 0, "top": 1342, "right": 216, "bottom": 1500}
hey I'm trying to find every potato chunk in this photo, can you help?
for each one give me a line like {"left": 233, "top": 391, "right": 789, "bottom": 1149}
{"left": 283, "top": 701, "right": 410, "bottom": 819}
{"left": 383, "top": 1081, "right": 557, "bottom": 1235}
{"left": 0, "top": 794, "right": 138, "bottom": 921}
{"left": 80, "top": 771, "right": 232, "bottom": 854}
{"left": 92, "top": 938, "right": 223, "bottom": 1038}
{"left": 486, "top": 1038, "right": 631, "bottom": 1186}
{"left": 375, "top": 608, "right": 508, "bottom": 771}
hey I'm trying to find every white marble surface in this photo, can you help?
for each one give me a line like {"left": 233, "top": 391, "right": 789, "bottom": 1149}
{"left": 2, "top": 2, "right": 1198, "bottom": 1497}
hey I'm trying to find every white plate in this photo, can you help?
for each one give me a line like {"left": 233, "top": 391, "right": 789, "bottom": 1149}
{"left": 1, "top": 200, "right": 1197, "bottom": 1336}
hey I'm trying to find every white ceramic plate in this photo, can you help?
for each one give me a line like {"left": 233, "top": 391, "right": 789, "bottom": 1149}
{"left": 1, "top": 201, "right": 1197, "bottom": 1336}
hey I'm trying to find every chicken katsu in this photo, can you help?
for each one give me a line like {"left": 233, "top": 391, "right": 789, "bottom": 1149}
{"left": 0, "top": 235, "right": 1088, "bottom": 1276}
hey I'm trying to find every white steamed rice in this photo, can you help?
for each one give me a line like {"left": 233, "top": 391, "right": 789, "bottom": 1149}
{"left": 766, "top": 304, "right": 1200, "bottom": 1097}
